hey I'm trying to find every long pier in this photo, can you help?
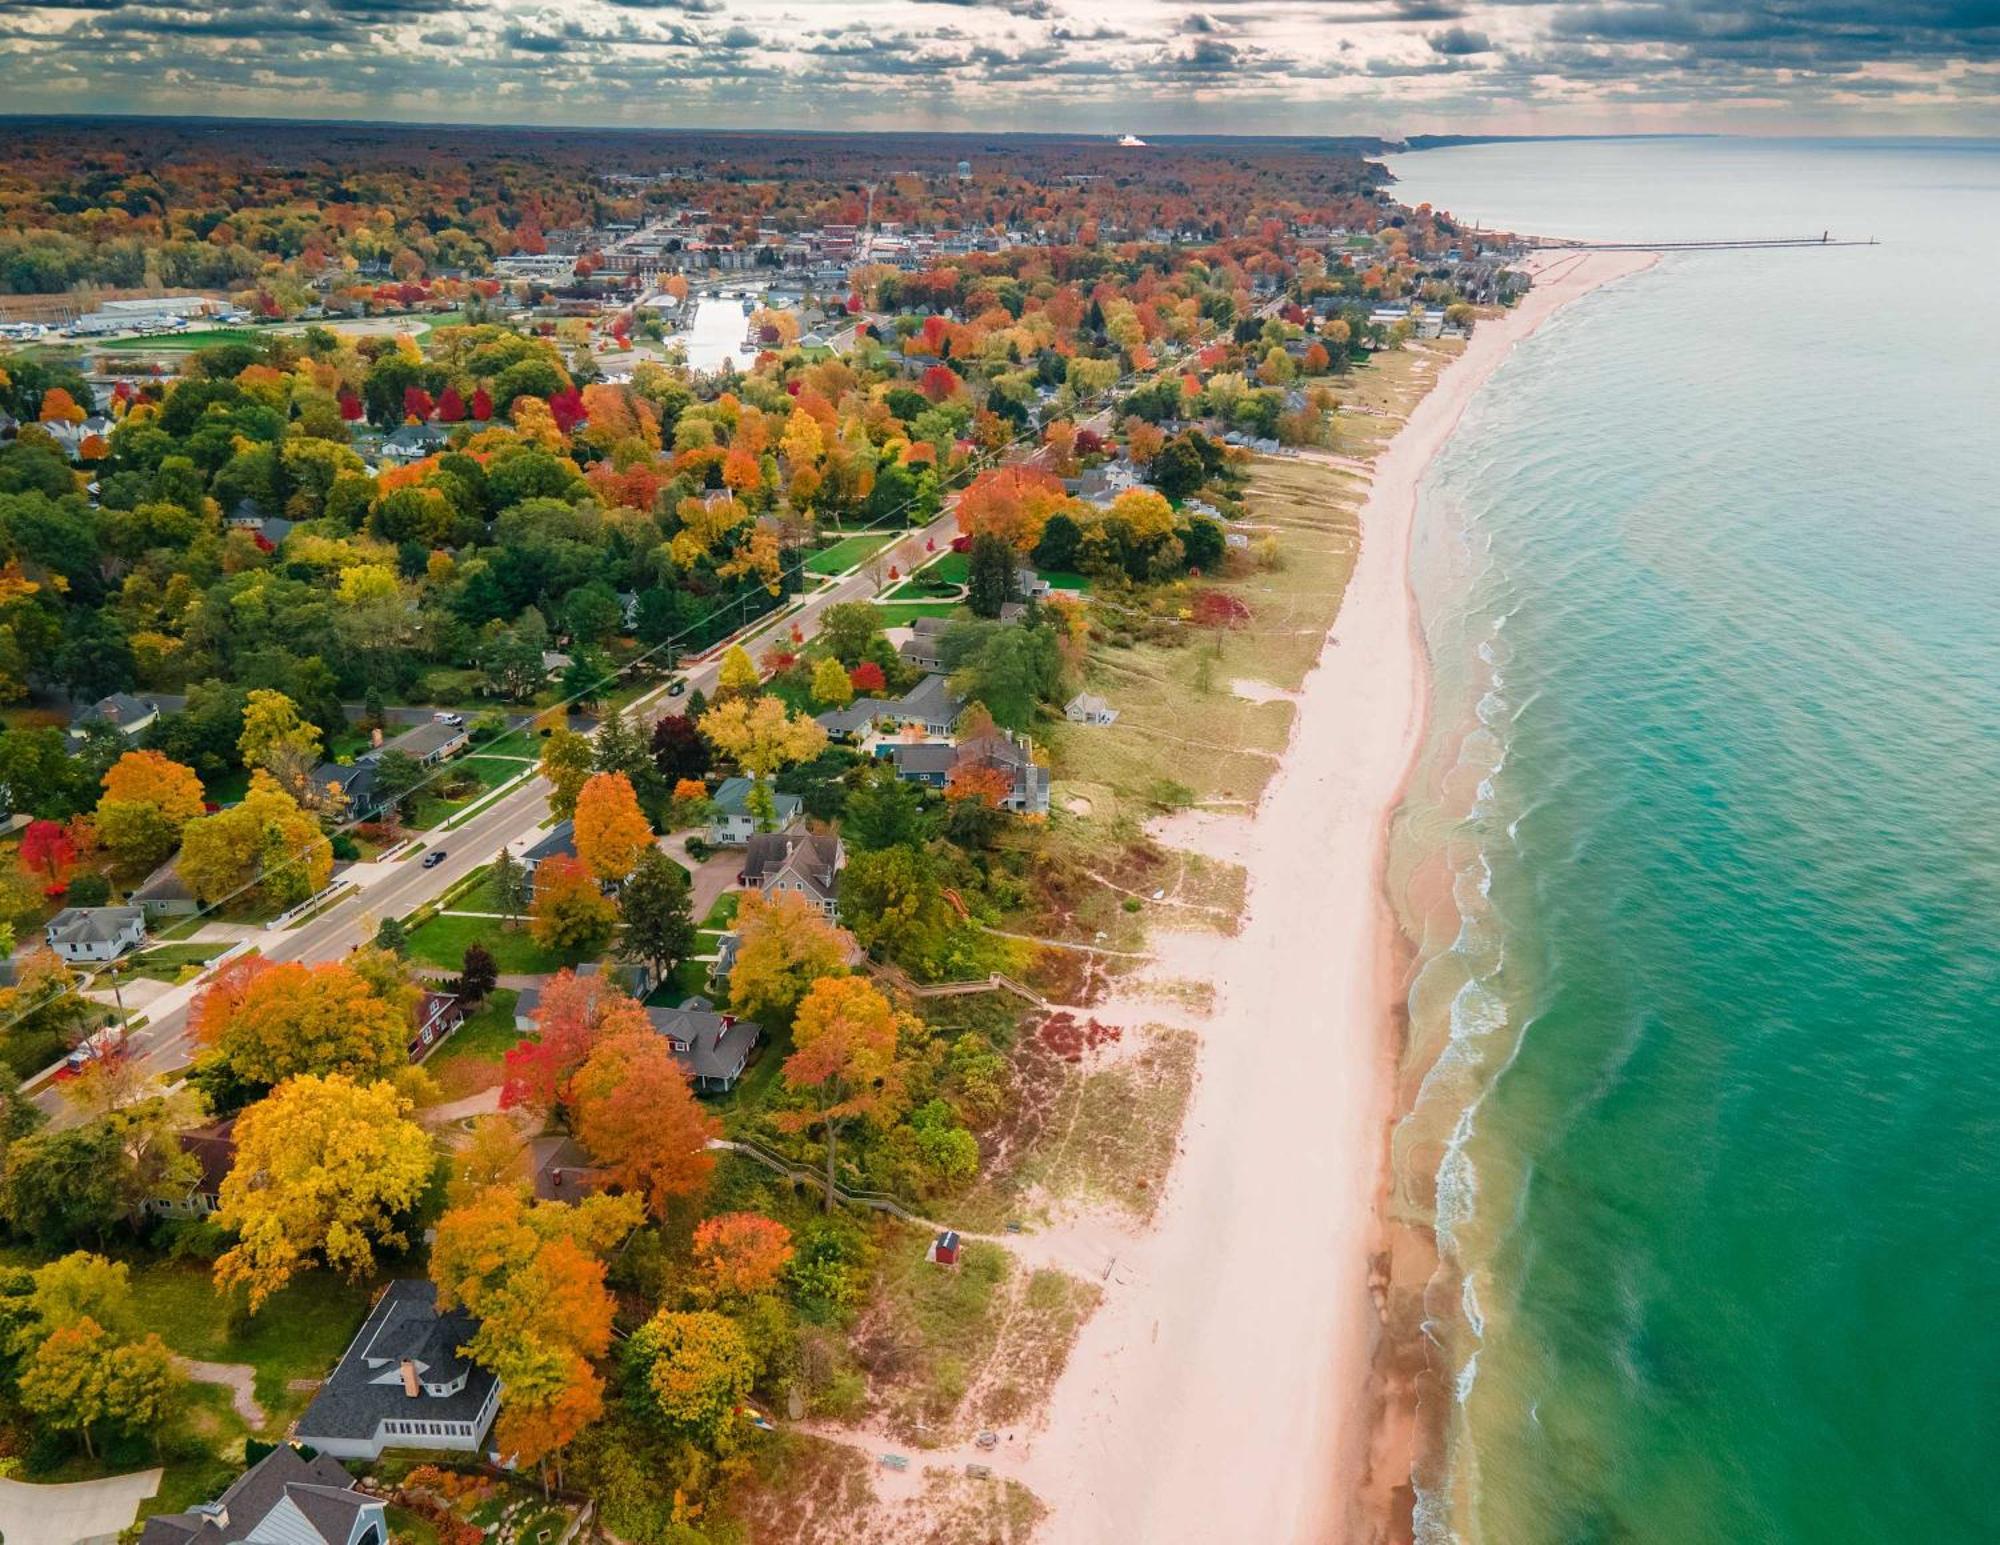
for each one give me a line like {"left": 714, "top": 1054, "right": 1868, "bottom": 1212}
{"left": 1533, "top": 233, "right": 1878, "bottom": 252}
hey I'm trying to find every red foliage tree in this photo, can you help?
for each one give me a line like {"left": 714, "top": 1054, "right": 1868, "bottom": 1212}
{"left": 849, "top": 661, "right": 886, "bottom": 694}
{"left": 918, "top": 364, "right": 962, "bottom": 404}
{"left": 436, "top": 386, "right": 466, "bottom": 422}
{"left": 471, "top": 385, "right": 494, "bottom": 422}
{"left": 337, "top": 390, "right": 364, "bottom": 422}
{"left": 19, "top": 819, "right": 76, "bottom": 896}
{"left": 499, "top": 969, "right": 649, "bottom": 1118}
{"left": 402, "top": 385, "right": 435, "bottom": 422}
{"left": 548, "top": 389, "right": 586, "bottom": 434}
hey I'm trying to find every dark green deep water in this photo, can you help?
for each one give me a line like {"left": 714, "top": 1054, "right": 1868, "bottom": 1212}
{"left": 1384, "top": 140, "right": 2000, "bottom": 1543}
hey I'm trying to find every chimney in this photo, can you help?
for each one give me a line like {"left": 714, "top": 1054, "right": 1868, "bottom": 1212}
{"left": 400, "top": 1359, "right": 420, "bottom": 1397}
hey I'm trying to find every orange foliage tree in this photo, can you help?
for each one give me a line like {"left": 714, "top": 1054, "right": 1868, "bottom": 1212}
{"left": 572, "top": 772, "right": 652, "bottom": 884}
{"left": 569, "top": 1032, "right": 719, "bottom": 1220}
{"left": 498, "top": 968, "right": 650, "bottom": 1118}
{"left": 954, "top": 465, "right": 1072, "bottom": 554}
{"left": 690, "top": 1212, "right": 794, "bottom": 1303}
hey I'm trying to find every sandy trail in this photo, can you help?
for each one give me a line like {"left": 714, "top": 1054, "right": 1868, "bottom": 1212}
{"left": 1011, "top": 250, "right": 1656, "bottom": 1544}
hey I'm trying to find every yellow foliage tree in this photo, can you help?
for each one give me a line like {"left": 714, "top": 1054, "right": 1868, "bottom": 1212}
{"left": 716, "top": 644, "right": 760, "bottom": 697}
{"left": 94, "top": 750, "right": 205, "bottom": 873}
{"left": 214, "top": 1075, "right": 434, "bottom": 1310}
{"left": 177, "top": 772, "right": 332, "bottom": 908}
{"left": 727, "top": 890, "right": 853, "bottom": 1026}
{"left": 698, "top": 695, "right": 826, "bottom": 781}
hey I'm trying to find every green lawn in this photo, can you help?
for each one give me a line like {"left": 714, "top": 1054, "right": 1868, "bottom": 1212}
{"left": 805, "top": 532, "right": 894, "bottom": 576}
{"left": 126, "top": 1257, "right": 376, "bottom": 1432}
{"left": 122, "top": 941, "right": 227, "bottom": 983}
{"left": 407, "top": 754, "right": 527, "bottom": 829}
{"left": 92, "top": 328, "right": 263, "bottom": 352}
{"left": 925, "top": 551, "right": 970, "bottom": 585}
{"left": 700, "top": 891, "right": 740, "bottom": 930}
{"left": 406, "top": 912, "right": 595, "bottom": 975}
{"left": 422, "top": 989, "right": 521, "bottom": 1101}
{"left": 873, "top": 600, "right": 962, "bottom": 624}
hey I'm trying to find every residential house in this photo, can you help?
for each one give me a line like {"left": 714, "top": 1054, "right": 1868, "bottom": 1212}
{"left": 378, "top": 423, "right": 449, "bottom": 465}
{"left": 45, "top": 905, "right": 146, "bottom": 963}
{"left": 68, "top": 691, "right": 159, "bottom": 748}
{"left": 958, "top": 731, "right": 1051, "bottom": 816}
{"left": 294, "top": 1280, "right": 501, "bottom": 1462}
{"left": 885, "top": 741, "right": 957, "bottom": 788}
{"left": 1015, "top": 566, "right": 1052, "bottom": 600}
{"left": 139, "top": 1446, "right": 384, "bottom": 1545}
{"left": 708, "top": 930, "right": 739, "bottom": 993}
{"left": 530, "top": 1134, "right": 608, "bottom": 1203}
{"left": 645, "top": 1005, "right": 762, "bottom": 1093}
{"left": 408, "top": 989, "right": 464, "bottom": 1061}
{"left": 1065, "top": 692, "right": 1119, "bottom": 726}
{"left": 132, "top": 858, "right": 199, "bottom": 919}
{"left": 310, "top": 758, "right": 384, "bottom": 822}
{"left": 896, "top": 615, "right": 952, "bottom": 672}
{"left": 739, "top": 831, "right": 844, "bottom": 917}
{"left": 148, "top": 1116, "right": 237, "bottom": 1219}
{"left": 707, "top": 777, "right": 803, "bottom": 846}
{"left": 518, "top": 819, "right": 576, "bottom": 878}
{"left": 816, "top": 671, "right": 965, "bottom": 742}
{"left": 381, "top": 719, "right": 470, "bottom": 767}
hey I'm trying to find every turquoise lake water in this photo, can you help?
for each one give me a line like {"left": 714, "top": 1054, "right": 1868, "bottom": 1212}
{"left": 1381, "top": 139, "right": 2000, "bottom": 1543}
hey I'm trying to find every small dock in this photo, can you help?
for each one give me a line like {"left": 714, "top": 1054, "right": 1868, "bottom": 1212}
{"left": 1534, "top": 233, "right": 1878, "bottom": 252}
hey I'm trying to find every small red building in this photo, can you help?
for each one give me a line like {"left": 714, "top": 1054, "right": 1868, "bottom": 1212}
{"left": 929, "top": 1230, "right": 961, "bottom": 1267}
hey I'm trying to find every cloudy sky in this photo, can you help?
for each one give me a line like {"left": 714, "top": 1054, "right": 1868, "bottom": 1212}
{"left": 0, "top": 0, "right": 1994, "bottom": 135}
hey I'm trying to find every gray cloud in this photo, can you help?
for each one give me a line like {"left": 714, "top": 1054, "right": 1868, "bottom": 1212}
{"left": 1429, "top": 23, "right": 1489, "bottom": 52}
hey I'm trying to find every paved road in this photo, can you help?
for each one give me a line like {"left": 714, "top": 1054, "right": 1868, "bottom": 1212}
{"left": 36, "top": 501, "right": 963, "bottom": 1121}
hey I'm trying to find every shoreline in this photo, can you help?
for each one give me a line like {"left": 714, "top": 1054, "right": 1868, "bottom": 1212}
{"left": 1012, "top": 247, "right": 1657, "bottom": 1543}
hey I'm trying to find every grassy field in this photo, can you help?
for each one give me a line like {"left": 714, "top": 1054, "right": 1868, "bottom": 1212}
{"left": 406, "top": 912, "right": 594, "bottom": 976}
{"left": 126, "top": 1257, "right": 377, "bottom": 1433}
{"left": 1049, "top": 454, "right": 1367, "bottom": 815}
{"left": 954, "top": 1025, "right": 1199, "bottom": 1231}
{"left": 804, "top": 532, "right": 894, "bottom": 576}
{"left": 407, "top": 754, "right": 527, "bottom": 829}
{"left": 91, "top": 328, "right": 262, "bottom": 352}
{"left": 422, "top": 988, "right": 522, "bottom": 1101}
{"left": 872, "top": 600, "right": 962, "bottom": 624}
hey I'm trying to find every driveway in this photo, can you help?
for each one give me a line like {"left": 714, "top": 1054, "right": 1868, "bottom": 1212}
{"left": 662, "top": 833, "right": 741, "bottom": 924}
{"left": 0, "top": 1469, "right": 161, "bottom": 1545}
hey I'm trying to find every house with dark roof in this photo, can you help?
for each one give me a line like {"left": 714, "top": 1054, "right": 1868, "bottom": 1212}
{"left": 379, "top": 423, "right": 449, "bottom": 464}
{"left": 645, "top": 1005, "right": 762, "bottom": 1093}
{"left": 518, "top": 819, "right": 576, "bottom": 877}
{"left": 896, "top": 616, "right": 954, "bottom": 673}
{"left": 68, "top": 691, "right": 160, "bottom": 748}
{"left": 45, "top": 905, "right": 146, "bottom": 963}
{"left": 884, "top": 741, "right": 958, "bottom": 788}
{"left": 707, "top": 776, "right": 803, "bottom": 847}
{"left": 381, "top": 719, "right": 470, "bottom": 767}
{"left": 148, "top": 1116, "right": 238, "bottom": 1219}
{"left": 139, "top": 1446, "right": 383, "bottom": 1545}
{"left": 132, "top": 858, "right": 199, "bottom": 918}
{"left": 739, "top": 831, "right": 844, "bottom": 916}
{"left": 958, "top": 731, "right": 1052, "bottom": 815}
{"left": 311, "top": 758, "right": 384, "bottom": 822}
{"left": 530, "top": 1134, "right": 609, "bottom": 1203}
{"left": 295, "top": 1280, "right": 500, "bottom": 1461}
{"left": 814, "top": 672, "right": 965, "bottom": 744}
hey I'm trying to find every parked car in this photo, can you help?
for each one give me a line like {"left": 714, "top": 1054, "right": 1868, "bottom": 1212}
{"left": 668, "top": 678, "right": 688, "bottom": 697}
{"left": 434, "top": 711, "right": 465, "bottom": 726}
{"left": 422, "top": 849, "right": 447, "bottom": 868}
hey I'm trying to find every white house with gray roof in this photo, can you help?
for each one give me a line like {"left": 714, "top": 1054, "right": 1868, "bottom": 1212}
{"left": 294, "top": 1280, "right": 500, "bottom": 1462}
{"left": 45, "top": 905, "right": 146, "bottom": 963}
{"left": 707, "top": 777, "right": 802, "bottom": 846}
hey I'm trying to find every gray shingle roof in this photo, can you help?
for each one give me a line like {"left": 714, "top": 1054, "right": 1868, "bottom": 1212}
{"left": 741, "top": 831, "right": 842, "bottom": 903}
{"left": 711, "top": 776, "right": 802, "bottom": 824}
{"left": 46, "top": 906, "right": 144, "bottom": 947}
{"left": 296, "top": 1280, "right": 497, "bottom": 1444}
{"left": 645, "top": 1006, "right": 762, "bottom": 1088}
{"left": 522, "top": 819, "right": 577, "bottom": 866}
{"left": 140, "top": 1446, "right": 368, "bottom": 1545}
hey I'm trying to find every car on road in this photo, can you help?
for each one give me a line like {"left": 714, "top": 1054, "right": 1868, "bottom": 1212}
{"left": 434, "top": 711, "right": 465, "bottom": 726}
{"left": 422, "top": 849, "right": 447, "bottom": 868}
{"left": 668, "top": 678, "right": 688, "bottom": 697}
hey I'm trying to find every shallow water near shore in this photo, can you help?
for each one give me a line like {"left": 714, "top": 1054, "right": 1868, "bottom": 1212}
{"left": 1384, "top": 138, "right": 2000, "bottom": 1543}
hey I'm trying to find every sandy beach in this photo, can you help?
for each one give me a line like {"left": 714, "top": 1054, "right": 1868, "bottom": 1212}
{"left": 1015, "top": 248, "right": 1656, "bottom": 1544}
